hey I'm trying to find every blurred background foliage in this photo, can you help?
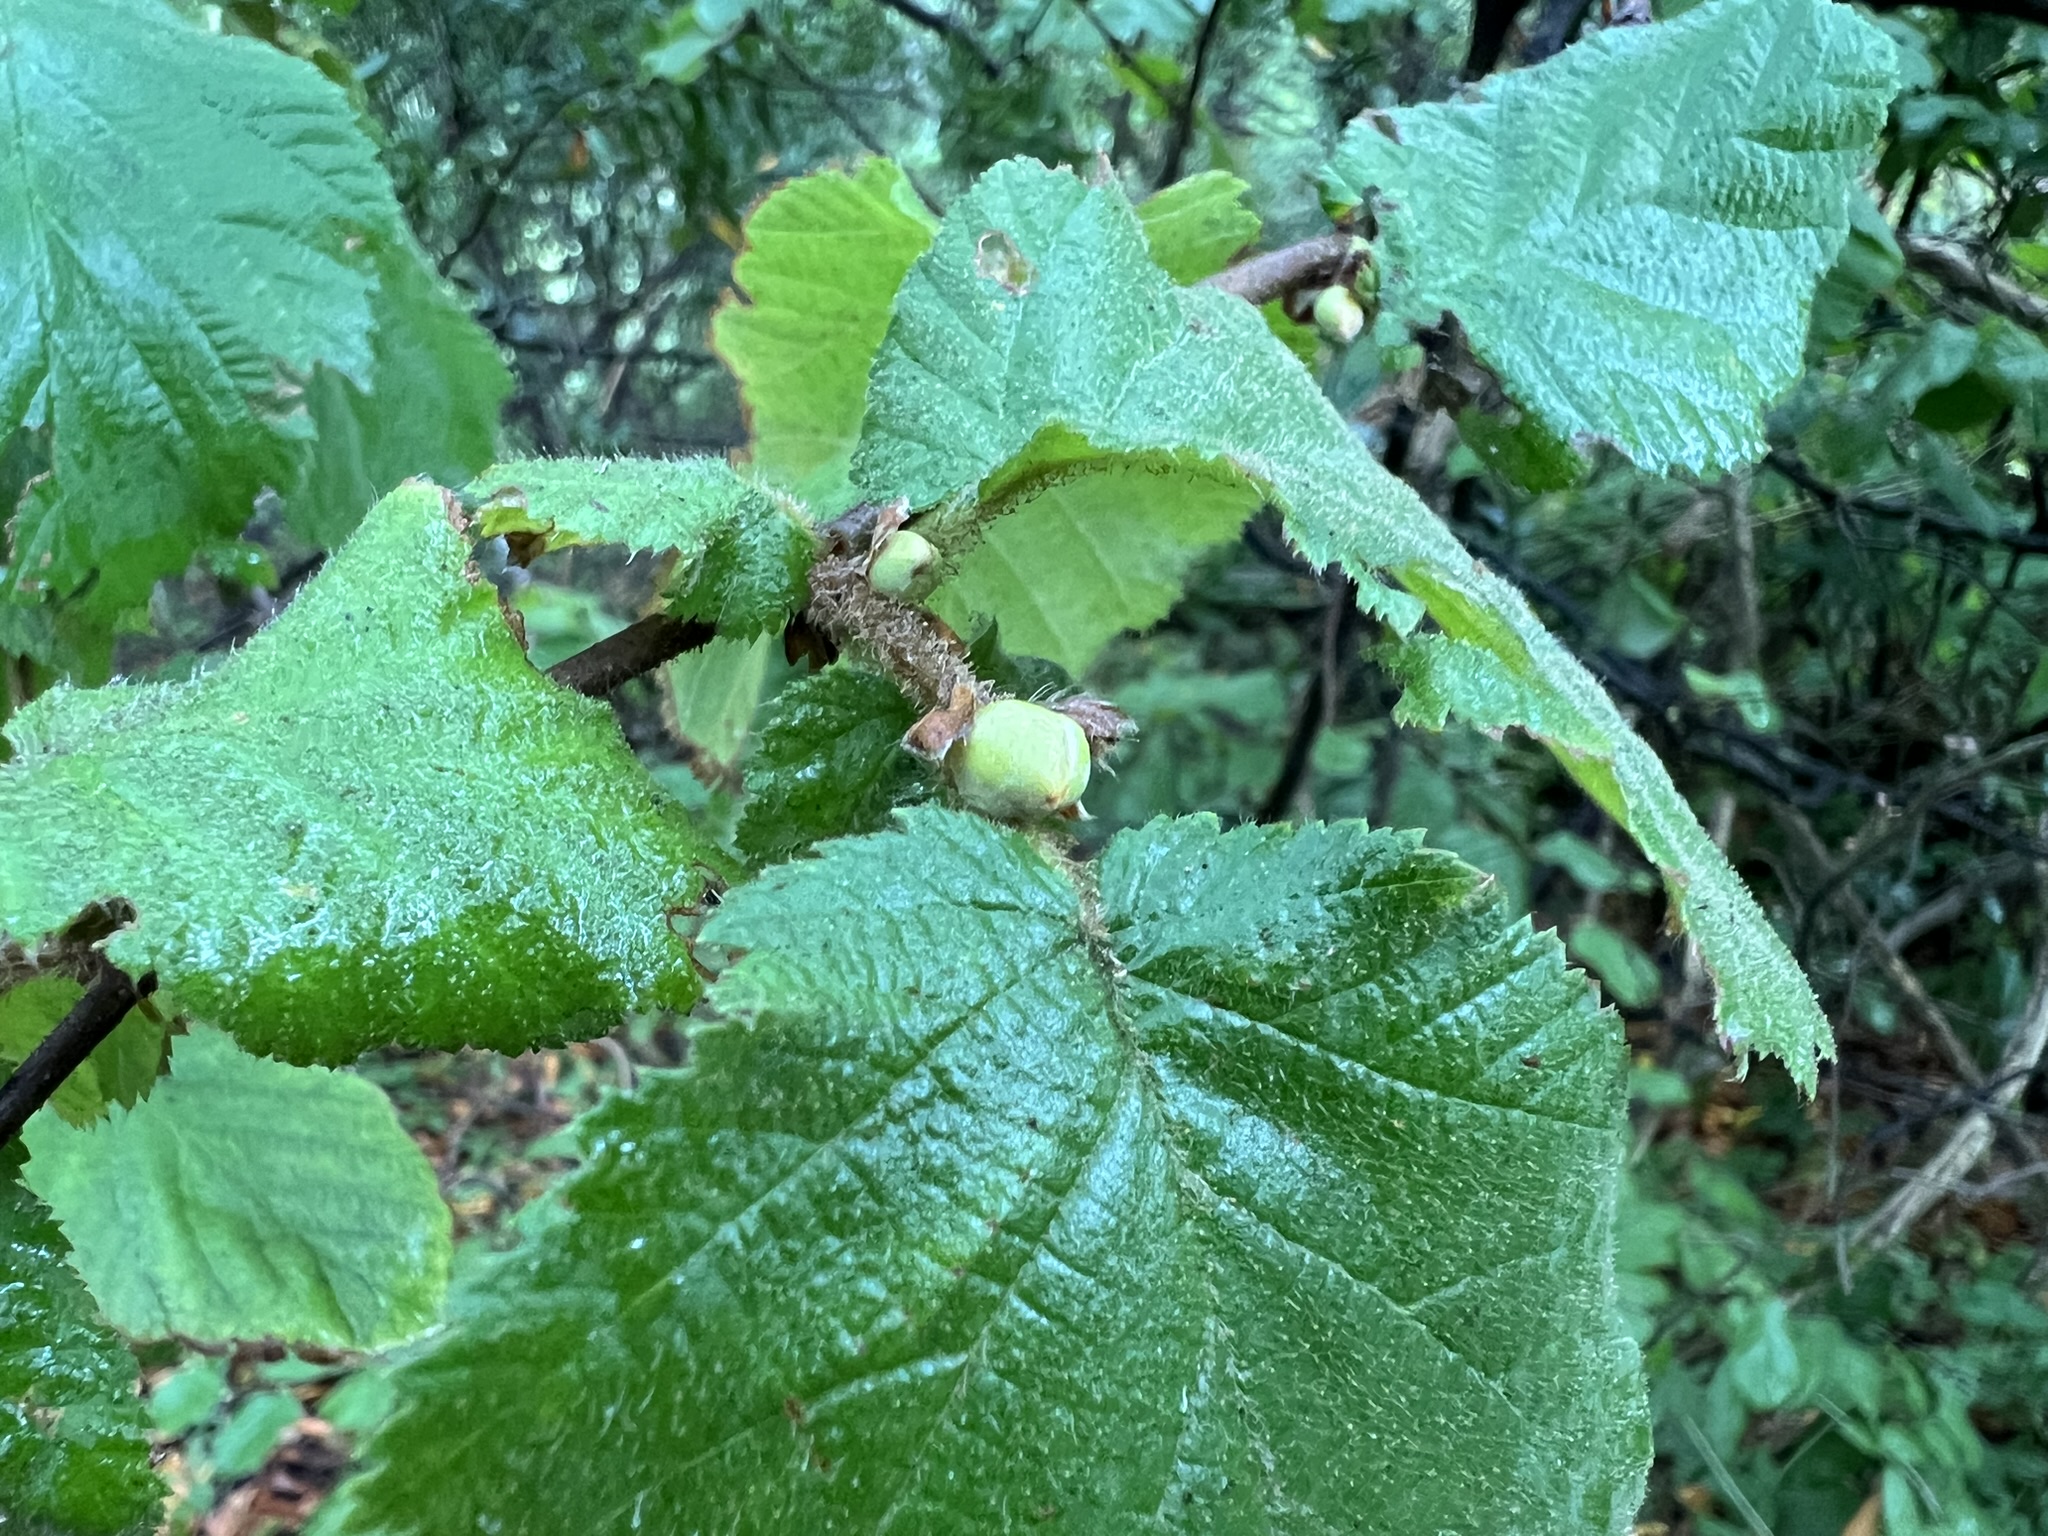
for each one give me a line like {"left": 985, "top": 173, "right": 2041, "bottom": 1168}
{"left": 47, "top": 0, "right": 2048, "bottom": 1531}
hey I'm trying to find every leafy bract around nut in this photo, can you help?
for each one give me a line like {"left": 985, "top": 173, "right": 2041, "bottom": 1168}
{"left": 852, "top": 155, "right": 1833, "bottom": 1091}
{"left": 946, "top": 698, "right": 1091, "bottom": 819}
{"left": 865, "top": 526, "right": 937, "bottom": 600}
{"left": 335, "top": 809, "right": 1646, "bottom": 1536}
{"left": 0, "top": 484, "right": 714, "bottom": 1063}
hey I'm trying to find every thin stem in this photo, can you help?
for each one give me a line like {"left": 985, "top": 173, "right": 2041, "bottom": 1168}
{"left": 1158, "top": 0, "right": 1227, "bottom": 189}
{"left": 0, "top": 960, "right": 157, "bottom": 1148}
{"left": 1203, "top": 233, "right": 1363, "bottom": 306}
{"left": 547, "top": 614, "right": 717, "bottom": 696}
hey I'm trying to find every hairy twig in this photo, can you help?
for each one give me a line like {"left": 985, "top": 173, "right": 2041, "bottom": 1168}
{"left": 0, "top": 957, "right": 157, "bottom": 1148}
{"left": 1204, "top": 234, "right": 1364, "bottom": 307}
{"left": 548, "top": 614, "right": 717, "bottom": 697}
{"left": 802, "top": 512, "right": 978, "bottom": 716}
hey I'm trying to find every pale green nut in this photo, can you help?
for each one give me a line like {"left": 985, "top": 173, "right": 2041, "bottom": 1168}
{"left": 1312, "top": 284, "right": 1366, "bottom": 345}
{"left": 867, "top": 528, "right": 937, "bottom": 600}
{"left": 946, "top": 699, "right": 1091, "bottom": 820}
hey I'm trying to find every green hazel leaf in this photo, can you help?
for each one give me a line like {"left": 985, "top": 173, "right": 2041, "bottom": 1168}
{"left": 665, "top": 634, "right": 778, "bottom": 774}
{"left": 0, "top": 482, "right": 714, "bottom": 1063}
{"left": 21, "top": 1026, "right": 450, "bottom": 1350}
{"left": 0, "top": 0, "right": 414, "bottom": 661}
{"left": 0, "top": 977, "right": 165, "bottom": 1128}
{"left": 1319, "top": 0, "right": 1899, "bottom": 476}
{"left": 289, "top": 232, "right": 513, "bottom": 549}
{"left": 0, "top": 1146, "right": 163, "bottom": 1536}
{"left": 335, "top": 808, "right": 1646, "bottom": 1535}
{"left": 476, "top": 456, "right": 815, "bottom": 637}
{"left": 735, "top": 663, "right": 929, "bottom": 866}
{"left": 712, "top": 160, "right": 938, "bottom": 510}
{"left": 927, "top": 445, "right": 1260, "bottom": 674}
{"left": 1135, "top": 170, "right": 1262, "bottom": 283}
{"left": 853, "top": 155, "right": 1830, "bottom": 1090}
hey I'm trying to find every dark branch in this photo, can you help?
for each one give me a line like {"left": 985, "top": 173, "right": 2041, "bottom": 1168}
{"left": 1862, "top": 0, "right": 2048, "bottom": 28}
{"left": 1765, "top": 449, "right": 2048, "bottom": 555}
{"left": 1901, "top": 233, "right": 2048, "bottom": 332}
{"left": 547, "top": 614, "right": 717, "bottom": 697}
{"left": 872, "top": 0, "right": 1004, "bottom": 77}
{"left": 1521, "top": 0, "right": 1593, "bottom": 62}
{"left": 0, "top": 960, "right": 156, "bottom": 1148}
{"left": 1465, "top": 0, "right": 1534, "bottom": 77}
{"left": 1259, "top": 573, "right": 1362, "bottom": 823}
{"left": 1203, "top": 233, "right": 1364, "bottom": 306}
{"left": 1158, "top": 0, "right": 1227, "bottom": 188}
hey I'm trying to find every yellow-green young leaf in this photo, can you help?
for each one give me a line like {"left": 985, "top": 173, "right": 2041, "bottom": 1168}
{"left": 477, "top": 456, "right": 815, "bottom": 637}
{"left": 22, "top": 1027, "right": 450, "bottom": 1350}
{"left": 335, "top": 809, "right": 1646, "bottom": 1535}
{"left": 0, "top": 483, "right": 713, "bottom": 1063}
{"left": 665, "top": 634, "right": 777, "bottom": 774}
{"left": 927, "top": 448, "right": 1260, "bottom": 673}
{"left": 1135, "top": 170, "right": 1261, "bottom": 283}
{"left": 852, "top": 157, "right": 1829, "bottom": 1088}
{"left": 0, "top": 978, "right": 165, "bottom": 1129}
{"left": 712, "top": 160, "right": 938, "bottom": 510}
{"left": 0, "top": 1146, "right": 162, "bottom": 1536}
{"left": 1320, "top": 0, "right": 1899, "bottom": 476}
{"left": 0, "top": 0, "right": 490, "bottom": 672}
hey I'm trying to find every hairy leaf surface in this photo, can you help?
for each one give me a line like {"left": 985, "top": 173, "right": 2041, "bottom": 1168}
{"left": 0, "top": 484, "right": 712, "bottom": 1062}
{"left": 1320, "top": 0, "right": 1898, "bottom": 474}
{"left": 0, "top": 0, "right": 477, "bottom": 661}
{"left": 22, "top": 1027, "right": 450, "bottom": 1349}
{"left": 712, "top": 161, "right": 937, "bottom": 510}
{"left": 852, "top": 157, "right": 1829, "bottom": 1086}
{"left": 0, "top": 1147, "right": 161, "bottom": 1536}
{"left": 735, "top": 664, "right": 926, "bottom": 865}
{"left": 478, "top": 457, "right": 814, "bottom": 636}
{"left": 339, "top": 808, "right": 1644, "bottom": 1534}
